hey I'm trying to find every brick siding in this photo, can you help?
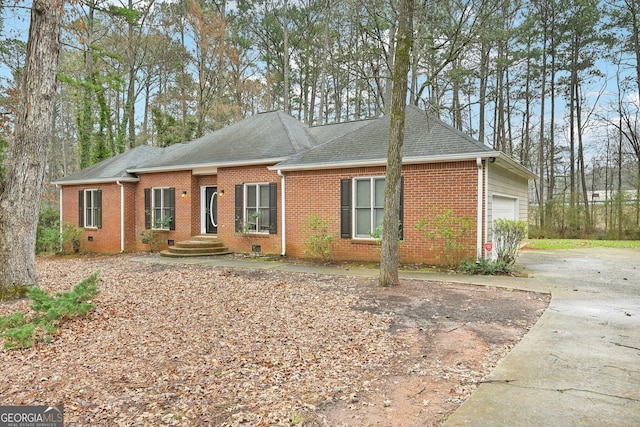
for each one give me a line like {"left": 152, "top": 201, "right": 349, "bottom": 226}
{"left": 284, "top": 161, "right": 480, "bottom": 265}
{"left": 59, "top": 161, "right": 486, "bottom": 265}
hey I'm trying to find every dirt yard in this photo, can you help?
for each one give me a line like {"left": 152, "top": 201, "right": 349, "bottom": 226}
{"left": 0, "top": 255, "right": 549, "bottom": 426}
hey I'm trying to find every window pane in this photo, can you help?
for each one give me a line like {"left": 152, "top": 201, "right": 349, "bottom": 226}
{"left": 355, "top": 180, "right": 370, "bottom": 207}
{"left": 259, "top": 185, "right": 270, "bottom": 207}
{"left": 153, "top": 188, "right": 162, "bottom": 208}
{"left": 247, "top": 185, "right": 256, "bottom": 207}
{"left": 246, "top": 207, "right": 257, "bottom": 218}
{"left": 374, "top": 208, "right": 384, "bottom": 230}
{"left": 375, "top": 179, "right": 385, "bottom": 206}
{"left": 259, "top": 208, "right": 269, "bottom": 231}
{"left": 355, "top": 208, "right": 371, "bottom": 236}
{"left": 162, "top": 188, "right": 171, "bottom": 201}
{"left": 85, "top": 191, "right": 93, "bottom": 208}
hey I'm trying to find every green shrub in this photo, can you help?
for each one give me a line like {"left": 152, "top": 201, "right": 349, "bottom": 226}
{"left": 0, "top": 271, "right": 100, "bottom": 349}
{"left": 493, "top": 219, "right": 527, "bottom": 265}
{"left": 416, "top": 206, "right": 473, "bottom": 267}
{"left": 36, "top": 207, "right": 61, "bottom": 254}
{"left": 61, "top": 222, "right": 83, "bottom": 253}
{"left": 459, "top": 258, "right": 513, "bottom": 275}
{"left": 36, "top": 205, "right": 83, "bottom": 254}
{"left": 2, "top": 324, "right": 35, "bottom": 349}
{"left": 303, "top": 214, "right": 335, "bottom": 262}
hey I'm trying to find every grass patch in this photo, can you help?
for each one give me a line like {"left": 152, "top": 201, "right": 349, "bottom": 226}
{"left": 0, "top": 271, "right": 100, "bottom": 349}
{"left": 525, "top": 239, "right": 640, "bottom": 250}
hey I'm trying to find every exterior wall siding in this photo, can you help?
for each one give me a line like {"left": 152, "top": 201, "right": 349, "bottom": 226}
{"left": 284, "top": 161, "right": 479, "bottom": 265}
{"left": 58, "top": 160, "right": 527, "bottom": 267}
{"left": 215, "top": 165, "right": 282, "bottom": 255}
{"left": 135, "top": 171, "right": 195, "bottom": 251}
{"left": 60, "top": 182, "right": 137, "bottom": 253}
{"left": 486, "top": 163, "right": 529, "bottom": 241}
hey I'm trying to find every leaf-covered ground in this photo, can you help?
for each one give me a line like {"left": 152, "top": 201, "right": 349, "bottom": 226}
{"left": 0, "top": 255, "right": 549, "bottom": 426}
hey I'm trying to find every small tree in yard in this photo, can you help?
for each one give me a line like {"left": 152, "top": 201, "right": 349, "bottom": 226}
{"left": 416, "top": 206, "right": 473, "bottom": 267}
{"left": 303, "top": 214, "right": 335, "bottom": 263}
{"left": 493, "top": 219, "right": 527, "bottom": 265}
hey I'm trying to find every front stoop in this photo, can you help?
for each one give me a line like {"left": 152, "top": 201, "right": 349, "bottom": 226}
{"left": 160, "top": 235, "right": 232, "bottom": 258}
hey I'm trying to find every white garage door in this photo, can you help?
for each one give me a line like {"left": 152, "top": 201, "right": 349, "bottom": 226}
{"left": 492, "top": 195, "right": 517, "bottom": 222}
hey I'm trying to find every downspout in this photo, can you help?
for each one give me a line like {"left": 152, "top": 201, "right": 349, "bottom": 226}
{"left": 277, "top": 170, "right": 286, "bottom": 256}
{"left": 56, "top": 184, "right": 63, "bottom": 252}
{"left": 117, "top": 180, "right": 125, "bottom": 252}
{"left": 476, "top": 158, "right": 483, "bottom": 262}
{"left": 485, "top": 161, "right": 489, "bottom": 259}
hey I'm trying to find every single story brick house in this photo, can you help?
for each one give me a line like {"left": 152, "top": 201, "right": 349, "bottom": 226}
{"left": 52, "top": 106, "right": 534, "bottom": 265}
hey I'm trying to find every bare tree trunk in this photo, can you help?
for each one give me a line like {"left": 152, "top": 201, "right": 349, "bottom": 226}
{"left": 283, "top": 0, "right": 290, "bottom": 113}
{"left": 0, "top": 0, "right": 61, "bottom": 294}
{"left": 379, "top": 0, "right": 413, "bottom": 287}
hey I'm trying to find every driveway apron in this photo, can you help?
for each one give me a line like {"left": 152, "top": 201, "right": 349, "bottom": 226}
{"left": 444, "top": 247, "right": 640, "bottom": 426}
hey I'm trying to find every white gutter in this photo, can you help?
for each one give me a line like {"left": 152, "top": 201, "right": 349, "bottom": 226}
{"left": 484, "top": 161, "right": 489, "bottom": 259}
{"left": 277, "top": 169, "right": 286, "bottom": 256}
{"left": 116, "top": 180, "right": 125, "bottom": 252}
{"left": 51, "top": 177, "right": 139, "bottom": 186}
{"left": 57, "top": 184, "right": 63, "bottom": 252}
{"left": 128, "top": 157, "right": 287, "bottom": 174}
{"left": 476, "top": 158, "right": 483, "bottom": 262}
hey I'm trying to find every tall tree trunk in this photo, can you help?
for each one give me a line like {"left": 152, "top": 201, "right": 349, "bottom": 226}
{"left": 539, "top": 31, "right": 547, "bottom": 229}
{"left": 79, "top": 3, "right": 95, "bottom": 168}
{"left": 0, "top": 0, "right": 61, "bottom": 294}
{"left": 126, "top": 0, "right": 136, "bottom": 149}
{"left": 576, "top": 82, "right": 591, "bottom": 229}
{"left": 478, "top": 39, "right": 489, "bottom": 145}
{"left": 283, "top": 0, "right": 290, "bottom": 113}
{"left": 546, "top": 29, "right": 557, "bottom": 227}
{"left": 379, "top": 0, "right": 413, "bottom": 287}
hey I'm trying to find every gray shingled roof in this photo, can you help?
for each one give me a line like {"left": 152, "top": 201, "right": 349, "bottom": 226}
{"left": 52, "top": 145, "right": 161, "bottom": 184}
{"left": 307, "top": 118, "right": 373, "bottom": 144}
{"left": 275, "top": 106, "right": 494, "bottom": 170}
{"left": 131, "top": 110, "right": 317, "bottom": 171}
{"left": 53, "top": 107, "right": 533, "bottom": 184}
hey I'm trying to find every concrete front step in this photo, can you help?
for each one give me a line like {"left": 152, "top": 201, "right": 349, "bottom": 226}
{"left": 160, "top": 235, "right": 232, "bottom": 258}
{"left": 159, "top": 249, "right": 233, "bottom": 258}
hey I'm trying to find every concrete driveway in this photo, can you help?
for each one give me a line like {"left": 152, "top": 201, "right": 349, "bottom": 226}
{"left": 444, "top": 247, "right": 640, "bottom": 426}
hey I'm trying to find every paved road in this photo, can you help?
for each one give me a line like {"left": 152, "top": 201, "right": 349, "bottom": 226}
{"left": 444, "top": 247, "right": 640, "bottom": 427}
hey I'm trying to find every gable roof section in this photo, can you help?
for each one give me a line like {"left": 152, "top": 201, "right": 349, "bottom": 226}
{"left": 52, "top": 107, "right": 534, "bottom": 185}
{"left": 273, "top": 106, "right": 535, "bottom": 179}
{"left": 307, "top": 118, "right": 374, "bottom": 143}
{"left": 275, "top": 106, "right": 488, "bottom": 169}
{"left": 52, "top": 145, "right": 161, "bottom": 185}
{"left": 129, "top": 110, "right": 317, "bottom": 173}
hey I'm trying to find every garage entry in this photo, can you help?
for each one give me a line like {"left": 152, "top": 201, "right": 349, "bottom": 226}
{"left": 492, "top": 195, "right": 518, "bottom": 223}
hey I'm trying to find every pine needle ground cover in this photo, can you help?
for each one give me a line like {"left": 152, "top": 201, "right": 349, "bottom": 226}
{"left": 0, "top": 255, "right": 548, "bottom": 426}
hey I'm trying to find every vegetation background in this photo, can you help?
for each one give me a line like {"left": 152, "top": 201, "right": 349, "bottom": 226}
{"left": 1, "top": 0, "right": 639, "bottom": 241}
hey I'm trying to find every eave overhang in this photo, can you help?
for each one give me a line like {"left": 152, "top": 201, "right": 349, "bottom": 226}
{"left": 270, "top": 151, "right": 536, "bottom": 181}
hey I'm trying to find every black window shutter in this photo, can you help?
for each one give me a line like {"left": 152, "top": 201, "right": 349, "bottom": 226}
{"left": 168, "top": 188, "right": 176, "bottom": 230}
{"left": 268, "top": 183, "right": 277, "bottom": 234}
{"left": 235, "top": 184, "right": 243, "bottom": 232}
{"left": 340, "top": 179, "right": 351, "bottom": 238}
{"left": 144, "top": 188, "right": 151, "bottom": 229}
{"left": 399, "top": 177, "right": 404, "bottom": 240}
{"left": 96, "top": 190, "right": 102, "bottom": 229}
{"left": 78, "top": 190, "right": 84, "bottom": 227}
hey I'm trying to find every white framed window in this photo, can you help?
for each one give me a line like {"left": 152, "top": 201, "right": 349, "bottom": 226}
{"left": 354, "top": 177, "right": 385, "bottom": 238}
{"left": 152, "top": 187, "right": 174, "bottom": 230}
{"left": 244, "top": 183, "right": 271, "bottom": 233}
{"left": 84, "top": 189, "right": 102, "bottom": 229}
